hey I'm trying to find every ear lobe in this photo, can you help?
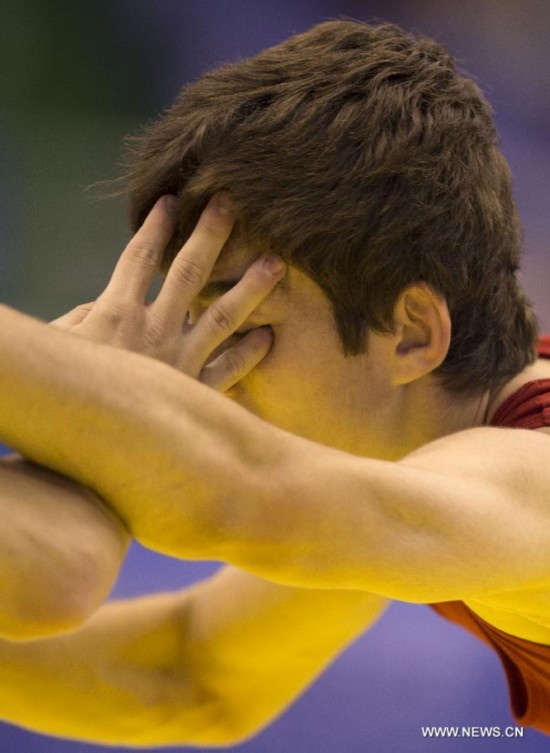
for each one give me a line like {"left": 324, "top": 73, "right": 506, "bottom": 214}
{"left": 392, "top": 284, "right": 451, "bottom": 384}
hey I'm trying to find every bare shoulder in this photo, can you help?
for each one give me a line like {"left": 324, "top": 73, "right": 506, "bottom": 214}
{"left": 406, "top": 424, "right": 550, "bottom": 540}
{"left": 400, "top": 415, "right": 550, "bottom": 642}
{"left": 402, "top": 423, "right": 550, "bottom": 482}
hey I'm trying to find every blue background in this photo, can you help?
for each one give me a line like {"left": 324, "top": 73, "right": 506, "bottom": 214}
{"left": 1, "top": 1, "right": 549, "bottom": 752}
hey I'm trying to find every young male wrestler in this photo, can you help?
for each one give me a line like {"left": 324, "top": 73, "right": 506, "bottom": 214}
{"left": 1, "top": 19, "right": 549, "bottom": 745}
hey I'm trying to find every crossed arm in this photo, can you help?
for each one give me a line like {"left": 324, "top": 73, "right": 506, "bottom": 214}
{"left": 2, "top": 310, "right": 549, "bottom": 602}
{"left": 0, "top": 196, "right": 388, "bottom": 747}
{"left": 0, "top": 568, "right": 387, "bottom": 746}
{"left": 1, "top": 195, "right": 550, "bottom": 746}
{"left": 1, "top": 195, "right": 550, "bottom": 604}
{"left": 0, "top": 194, "right": 283, "bottom": 638}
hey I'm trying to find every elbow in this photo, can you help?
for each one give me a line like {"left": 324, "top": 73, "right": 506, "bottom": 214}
{"left": 1, "top": 531, "right": 129, "bottom": 641}
{"left": 166, "top": 705, "right": 274, "bottom": 749}
{"left": 0, "top": 593, "right": 91, "bottom": 642}
{"left": 51, "top": 529, "right": 130, "bottom": 634}
{"left": 154, "top": 674, "right": 280, "bottom": 749}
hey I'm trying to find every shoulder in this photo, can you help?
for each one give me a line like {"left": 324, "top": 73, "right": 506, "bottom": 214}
{"left": 397, "top": 425, "right": 550, "bottom": 600}
{"left": 403, "top": 425, "right": 550, "bottom": 511}
{"left": 403, "top": 423, "right": 550, "bottom": 472}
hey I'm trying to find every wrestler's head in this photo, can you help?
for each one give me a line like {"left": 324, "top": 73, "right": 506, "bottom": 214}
{"left": 123, "top": 20, "right": 537, "bottom": 454}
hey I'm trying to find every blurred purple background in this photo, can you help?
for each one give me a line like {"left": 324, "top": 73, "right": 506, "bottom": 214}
{"left": 1, "top": 1, "right": 549, "bottom": 751}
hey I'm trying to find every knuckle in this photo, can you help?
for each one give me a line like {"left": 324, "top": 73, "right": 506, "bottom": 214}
{"left": 171, "top": 257, "right": 207, "bottom": 289}
{"left": 144, "top": 337, "right": 175, "bottom": 364}
{"left": 96, "top": 297, "right": 136, "bottom": 326}
{"left": 143, "top": 322, "right": 164, "bottom": 350}
{"left": 207, "top": 303, "right": 238, "bottom": 334}
{"left": 125, "top": 241, "right": 161, "bottom": 269}
{"left": 222, "top": 347, "right": 247, "bottom": 376}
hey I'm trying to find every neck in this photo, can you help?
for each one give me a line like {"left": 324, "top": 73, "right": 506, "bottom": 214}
{"left": 350, "top": 377, "right": 492, "bottom": 461}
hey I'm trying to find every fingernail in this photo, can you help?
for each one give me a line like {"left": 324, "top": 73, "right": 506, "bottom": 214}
{"left": 164, "top": 195, "right": 179, "bottom": 217}
{"left": 263, "top": 255, "right": 286, "bottom": 276}
{"left": 215, "top": 192, "right": 235, "bottom": 216}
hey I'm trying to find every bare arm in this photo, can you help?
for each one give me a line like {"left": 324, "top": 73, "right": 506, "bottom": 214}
{"left": 0, "top": 566, "right": 387, "bottom": 746}
{"left": 2, "top": 196, "right": 548, "bottom": 604}
{"left": 0, "top": 194, "right": 278, "bottom": 640}
{"left": 2, "top": 303, "right": 550, "bottom": 603}
{"left": 0, "top": 455, "right": 128, "bottom": 640}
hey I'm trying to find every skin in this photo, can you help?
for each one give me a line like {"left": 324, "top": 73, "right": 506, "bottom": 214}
{"left": 0, "top": 195, "right": 282, "bottom": 641}
{"left": 0, "top": 194, "right": 549, "bottom": 745}
{"left": 191, "top": 242, "right": 490, "bottom": 458}
{"left": 0, "top": 195, "right": 388, "bottom": 745}
{"left": 0, "top": 456, "right": 128, "bottom": 640}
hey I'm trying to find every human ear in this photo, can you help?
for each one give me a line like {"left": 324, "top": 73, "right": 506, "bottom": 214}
{"left": 390, "top": 284, "right": 451, "bottom": 385}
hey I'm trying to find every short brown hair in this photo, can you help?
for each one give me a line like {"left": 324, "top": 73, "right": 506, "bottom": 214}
{"left": 123, "top": 19, "right": 538, "bottom": 395}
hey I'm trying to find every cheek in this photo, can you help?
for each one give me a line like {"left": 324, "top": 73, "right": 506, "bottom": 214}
{"left": 248, "top": 326, "right": 326, "bottom": 395}
{"left": 243, "top": 336, "right": 286, "bottom": 392}
{"left": 254, "top": 324, "right": 299, "bottom": 371}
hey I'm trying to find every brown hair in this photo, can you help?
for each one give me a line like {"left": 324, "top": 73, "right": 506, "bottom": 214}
{"left": 123, "top": 19, "right": 538, "bottom": 395}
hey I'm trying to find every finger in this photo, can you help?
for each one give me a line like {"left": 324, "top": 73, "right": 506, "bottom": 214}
{"left": 50, "top": 302, "right": 95, "bottom": 330}
{"left": 186, "top": 255, "right": 285, "bottom": 367}
{"left": 200, "top": 327, "right": 274, "bottom": 392}
{"left": 154, "top": 193, "right": 234, "bottom": 327}
{"left": 102, "top": 195, "right": 178, "bottom": 301}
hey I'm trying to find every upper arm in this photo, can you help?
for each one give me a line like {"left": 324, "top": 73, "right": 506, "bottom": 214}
{"left": 0, "top": 566, "right": 387, "bottom": 746}
{"left": 0, "top": 456, "right": 128, "bottom": 639}
{"left": 395, "top": 427, "right": 550, "bottom": 598}
{"left": 176, "top": 567, "right": 388, "bottom": 742}
{"left": 221, "top": 427, "right": 550, "bottom": 603}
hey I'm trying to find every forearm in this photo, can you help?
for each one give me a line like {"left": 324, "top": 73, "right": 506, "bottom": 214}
{"left": 0, "top": 308, "right": 427, "bottom": 599}
{"left": 0, "top": 591, "right": 190, "bottom": 746}
{"left": 0, "top": 306, "right": 533, "bottom": 603}
{"left": 0, "top": 568, "right": 387, "bottom": 746}
{"left": 0, "top": 456, "right": 129, "bottom": 639}
{"left": 0, "top": 304, "right": 278, "bottom": 559}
